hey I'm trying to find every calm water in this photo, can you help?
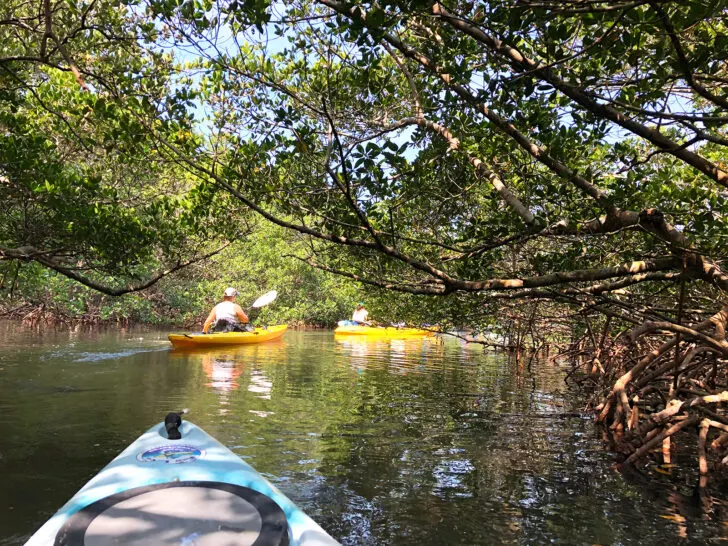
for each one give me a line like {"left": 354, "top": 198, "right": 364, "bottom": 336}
{"left": 1, "top": 321, "right": 727, "bottom": 545}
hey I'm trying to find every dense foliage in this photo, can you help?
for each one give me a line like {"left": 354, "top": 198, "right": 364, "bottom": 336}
{"left": 3, "top": 224, "right": 360, "bottom": 326}
{"left": 0, "top": 0, "right": 240, "bottom": 294}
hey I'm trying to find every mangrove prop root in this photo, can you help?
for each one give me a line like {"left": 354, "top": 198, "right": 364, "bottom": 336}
{"left": 662, "top": 436, "right": 671, "bottom": 465}
{"left": 711, "top": 432, "right": 728, "bottom": 451}
{"left": 699, "top": 419, "right": 710, "bottom": 475}
{"left": 625, "top": 416, "right": 700, "bottom": 465}
{"left": 568, "top": 306, "right": 728, "bottom": 476}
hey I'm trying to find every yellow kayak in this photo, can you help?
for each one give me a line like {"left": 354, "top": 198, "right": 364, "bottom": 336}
{"left": 168, "top": 325, "right": 288, "bottom": 348}
{"left": 334, "top": 325, "right": 435, "bottom": 338}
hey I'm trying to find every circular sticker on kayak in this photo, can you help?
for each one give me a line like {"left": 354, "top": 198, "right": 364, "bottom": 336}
{"left": 137, "top": 444, "right": 204, "bottom": 464}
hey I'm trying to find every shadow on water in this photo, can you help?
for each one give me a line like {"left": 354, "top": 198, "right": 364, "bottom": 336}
{"left": 1, "top": 322, "right": 727, "bottom": 545}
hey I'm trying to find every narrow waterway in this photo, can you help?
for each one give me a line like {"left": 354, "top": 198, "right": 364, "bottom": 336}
{"left": 0, "top": 321, "right": 726, "bottom": 544}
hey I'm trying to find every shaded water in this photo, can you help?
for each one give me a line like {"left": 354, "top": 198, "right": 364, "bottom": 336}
{"left": 1, "top": 321, "right": 727, "bottom": 544}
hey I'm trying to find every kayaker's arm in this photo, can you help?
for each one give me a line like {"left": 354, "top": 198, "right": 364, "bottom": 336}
{"left": 202, "top": 309, "right": 216, "bottom": 333}
{"left": 234, "top": 304, "right": 249, "bottom": 324}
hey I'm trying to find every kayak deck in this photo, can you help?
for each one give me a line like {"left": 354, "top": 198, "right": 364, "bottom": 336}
{"left": 169, "top": 324, "right": 287, "bottom": 347}
{"left": 26, "top": 419, "right": 338, "bottom": 545}
{"left": 334, "top": 325, "right": 435, "bottom": 338}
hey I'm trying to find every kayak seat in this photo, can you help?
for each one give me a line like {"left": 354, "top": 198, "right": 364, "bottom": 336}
{"left": 212, "top": 319, "right": 254, "bottom": 333}
{"left": 54, "top": 481, "right": 290, "bottom": 546}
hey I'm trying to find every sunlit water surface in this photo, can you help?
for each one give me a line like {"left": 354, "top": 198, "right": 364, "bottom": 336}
{"left": 1, "top": 322, "right": 727, "bottom": 544}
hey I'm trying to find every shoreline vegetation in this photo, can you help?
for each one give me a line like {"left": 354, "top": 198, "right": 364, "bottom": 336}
{"left": 0, "top": 303, "right": 335, "bottom": 329}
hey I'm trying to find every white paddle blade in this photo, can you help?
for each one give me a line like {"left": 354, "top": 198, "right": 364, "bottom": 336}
{"left": 251, "top": 290, "right": 277, "bottom": 308}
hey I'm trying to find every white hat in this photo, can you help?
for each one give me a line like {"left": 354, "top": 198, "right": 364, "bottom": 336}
{"left": 224, "top": 287, "right": 238, "bottom": 297}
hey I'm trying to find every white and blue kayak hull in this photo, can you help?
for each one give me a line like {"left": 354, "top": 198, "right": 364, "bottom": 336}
{"left": 25, "top": 420, "right": 338, "bottom": 545}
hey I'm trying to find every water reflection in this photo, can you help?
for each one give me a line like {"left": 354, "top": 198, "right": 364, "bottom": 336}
{"left": 334, "top": 337, "right": 378, "bottom": 373}
{"left": 203, "top": 357, "right": 242, "bottom": 392}
{"left": 169, "top": 343, "right": 284, "bottom": 416}
{"left": 334, "top": 336, "right": 438, "bottom": 375}
{"left": 2, "top": 325, "right": 728, "bottom": 545}
{"left": 248, "top": 370, "right": 272, "bottom": 400}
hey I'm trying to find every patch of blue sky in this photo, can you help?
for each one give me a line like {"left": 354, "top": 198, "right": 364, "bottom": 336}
{"left": 136, "top": 0, "right": 421, "bottom": 167}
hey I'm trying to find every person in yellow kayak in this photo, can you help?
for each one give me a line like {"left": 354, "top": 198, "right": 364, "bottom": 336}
{"left": 351, "top": 302, "right": 371, "bottom": 325}
{"left": 203, "top": 287, "right": 250, "bottom": 333}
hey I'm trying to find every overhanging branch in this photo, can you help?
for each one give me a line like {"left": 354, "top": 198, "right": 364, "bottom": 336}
{"left": 1, "top": 243, "right": 231, "bottom": 296}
